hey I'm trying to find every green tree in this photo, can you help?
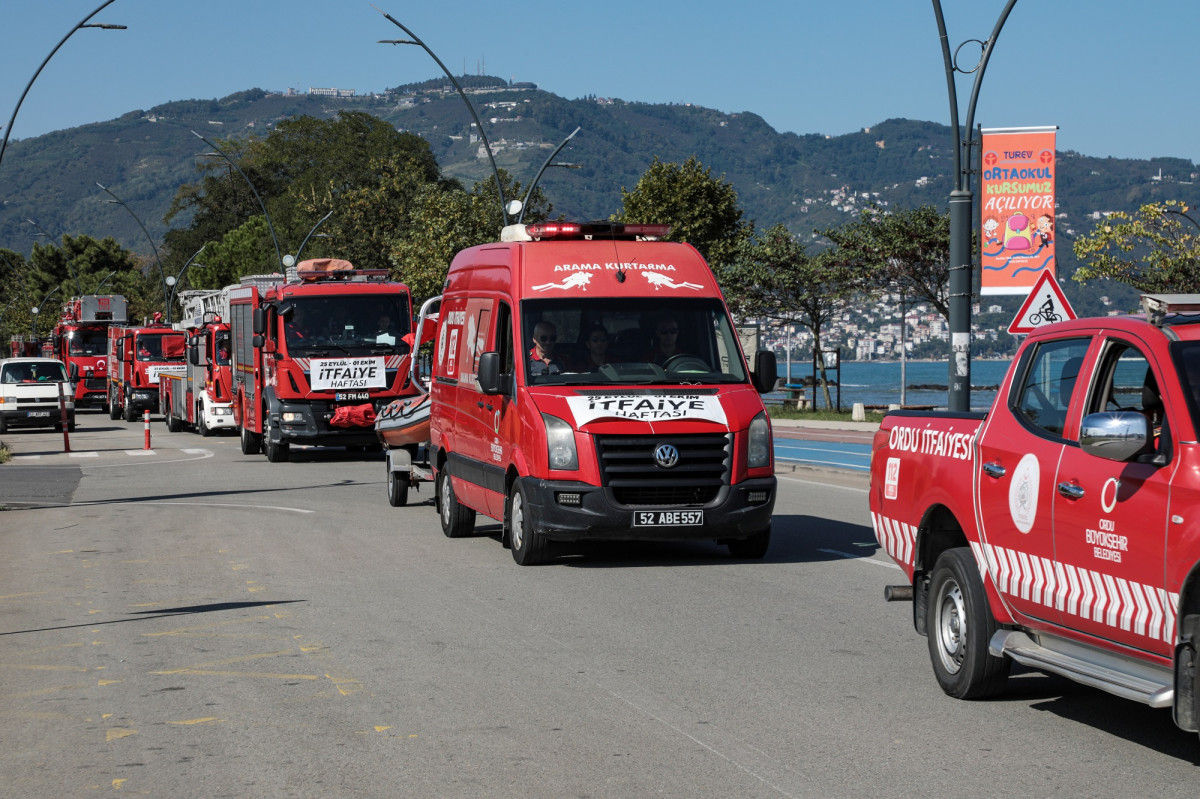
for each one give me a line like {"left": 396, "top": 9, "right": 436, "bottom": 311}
{"left": 820, "top": 204, "right": 952, "bottom": 321}
{"left": 614, "top": 155, "right": 750, "bottom": 268}
{"left": 722, "top": 224, "right": 858, "bottom": 408}
{"left": 1072, "top": 200, "right": 1200, "bottom": 292}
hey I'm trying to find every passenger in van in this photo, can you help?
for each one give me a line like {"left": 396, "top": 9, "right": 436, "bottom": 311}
{"left": 529, "top": 321, "right": 568, "bottom": 376}
{"left": 581, "top": 324, "right": 611, "bottom": 369}
{"left": 646, "top": 315, "right": 684, "bottom": 366}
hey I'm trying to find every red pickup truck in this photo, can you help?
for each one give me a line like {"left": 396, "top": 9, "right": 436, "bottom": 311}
{"left": 869, "top": 294, "right": 1200, "bottom": 744}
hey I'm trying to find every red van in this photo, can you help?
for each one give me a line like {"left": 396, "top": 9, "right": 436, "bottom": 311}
{"left": 429, "top": 221, "right": 778, "bottom": 565}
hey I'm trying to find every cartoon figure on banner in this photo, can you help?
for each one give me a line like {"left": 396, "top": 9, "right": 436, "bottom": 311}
{"left": 983, "top": 215, "right": 1001, "bottom": 246}
{"left": 1035, "top": 214, "right": 1053, "bottom": 249}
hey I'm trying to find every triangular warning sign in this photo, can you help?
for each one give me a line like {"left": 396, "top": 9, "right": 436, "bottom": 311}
{"left": 1008, "top": 271, "right": 1076, "bottom": 334}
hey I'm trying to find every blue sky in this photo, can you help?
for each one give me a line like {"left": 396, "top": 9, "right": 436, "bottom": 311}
{"left": 3, "top": 0, "right": 1197, "bottom": 165}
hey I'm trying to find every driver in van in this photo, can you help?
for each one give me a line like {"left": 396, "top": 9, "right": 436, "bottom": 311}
{"left": 529, "top": 321, "right": 568, "bottom": 376}
{"left": 646, "top": 315, "right": 683, "bottom": 366}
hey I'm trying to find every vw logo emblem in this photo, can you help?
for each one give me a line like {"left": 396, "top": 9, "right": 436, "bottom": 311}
{"left": 653, "top": 443, "right": 680, "bottom": 469}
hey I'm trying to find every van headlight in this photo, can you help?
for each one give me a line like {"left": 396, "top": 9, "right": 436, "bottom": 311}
{"left": 542, "top": 413, "right": 578, "bottom": 471}
{"left": 748, "top": 411, "right": 771, "bottom": 469}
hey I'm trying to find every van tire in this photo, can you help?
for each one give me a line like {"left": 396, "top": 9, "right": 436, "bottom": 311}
{"left": 0, "top": 417, "right": 7, "bottom": 434}
{"left": 438, "top": 467, "right": 475, "bottom": 538}
{"left": 509, "top": 482, "right": 548, "bottom": 566}
{"left": 927, "top": 547, "right": 1011, "bottom": 699}
{"left": 727, "top": 526, "right": 771, "bottom": 559}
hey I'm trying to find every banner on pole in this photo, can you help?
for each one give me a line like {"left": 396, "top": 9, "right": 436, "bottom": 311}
{"left": 980, "top": 126, "right": 1058, "bottom": 295}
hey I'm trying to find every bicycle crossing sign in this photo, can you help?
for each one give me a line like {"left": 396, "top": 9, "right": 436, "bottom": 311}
{"left": 1008, "top": 270, "right": 1076, "bottom": 334}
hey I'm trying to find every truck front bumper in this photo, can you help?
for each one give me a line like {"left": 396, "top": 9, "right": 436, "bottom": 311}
{"left": 271, "top": 400, "right": 379, "bottom": 448}
{"left": 0, "top": 406, "right": 75, "bottom": 430}
{"left": 128, "top": 387, "right": 159, "bottom": 413}
{"left": 521, "top": 476, "right": 776, "bottom": 543}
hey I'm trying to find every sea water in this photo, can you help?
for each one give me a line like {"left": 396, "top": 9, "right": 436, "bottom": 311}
{"left": 774, "top": 359, "right": 1012, "bottom": 412}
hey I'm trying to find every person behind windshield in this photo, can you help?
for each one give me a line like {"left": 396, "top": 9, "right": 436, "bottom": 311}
{"left": 137, "top": 337, "right": 161, "bottom": 360}
{"left": 646, "top": 315, "right": 683, "bottom": 366}
{"left": 529, "top": 321, "right": 567, "bottom": 377}
{"left": 286, "top": 306, "right": 309, "bottom": 342}
{"left": 582, "top": 323, "right": 611, "bottom": 370}
{"left": 375, "top": 315, "right": 399, "bottom": 344}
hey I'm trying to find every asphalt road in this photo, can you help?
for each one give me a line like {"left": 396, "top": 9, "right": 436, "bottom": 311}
{"left": 1, "top": 413, "right": 1198, "bottom": 798}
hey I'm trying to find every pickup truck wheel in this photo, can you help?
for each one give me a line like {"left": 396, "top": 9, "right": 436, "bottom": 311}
{"left": 438, "top": 467, "right": 475, "bottom": 538}
{"left": 927, "top": 547, "right": 1010, "bottom": 699}
{"left": 508, "top": 481, "right": 548, "bottom": 565}
{"left": 240, "top": 424, "right": 262, "bottom": 456}
{"left": 727, "top": 526, "right": 771, "bottom": 559}
{"left": 386, "top": 465, "right": 409, "bottom": 507}
{"left": 265, "top": 435, "right": 290, "bottom": 463}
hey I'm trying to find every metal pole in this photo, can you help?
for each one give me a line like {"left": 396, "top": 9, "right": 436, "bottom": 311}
{"left": 0, "top": 0, "right": 124, "bottom": 170}
{"left": 192, "top": 131, "right": 284, "bottom": 269}
{"left": 293, "top": 210, "right": 334, "bottom": 262}
{"left": 374, "top": 6, "right": 509, "bottom": 227}
{"left": 168, "top": 244, "right": 207, "bottom": 312}
{"left": 97, "top": 182, "right": 170, "bottom": 321}
{"left": 517, "top": 127, "right": 580, "bottom": 225}
{"left": 25, "top": 218, "right": 82, "bottom": 296}
{"left": 932, "top": 0, "right": 1018, "bottom": 412}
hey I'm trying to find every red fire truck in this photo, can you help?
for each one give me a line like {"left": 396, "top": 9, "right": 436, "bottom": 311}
{"left": 106, "top": 315, "right": 187, "bottom": 422}
{"left": 226, "top": 259, "right": 417, "bottom": 462}
{"left": 50, "top": 294, "right": 128, "bottom": 408}
{"left": 159, "top": 313, "right": 234, "bottom": 436}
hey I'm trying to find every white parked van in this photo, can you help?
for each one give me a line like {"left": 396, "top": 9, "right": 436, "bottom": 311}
{"left": 0, "top": 357, "right": 76, "bottom": 433}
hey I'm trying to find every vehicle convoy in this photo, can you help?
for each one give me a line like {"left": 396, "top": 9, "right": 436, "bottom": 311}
{"left": 869, "top": 294, "right": 1200, "bottom": 744}
{"left": 105, "top": 316, "right": 187, "bottom": 422}
{"left": 226, "top": 259, "right": 418, "bottom": 463}
{"left": 49, "top": 294, "right": 128, "bottom": 408}
{"left": 0, "top": 357, "right": 75, "bottom": 433}
{"left": 428, "top": 221, "right": 778, "bottom": 565}
{"left": 159, "top": 295, "right": 235, "bottom": 436}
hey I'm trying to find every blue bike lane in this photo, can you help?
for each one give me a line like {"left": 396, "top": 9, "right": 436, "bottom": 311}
{"left": 771, "top": 419, "right": 877, "bottom": 473}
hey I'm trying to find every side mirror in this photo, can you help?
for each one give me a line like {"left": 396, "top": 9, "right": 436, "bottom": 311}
{"left": 188, "top": 342, "right": 201, "bottom": 366}
{"left": 1079, "top": 412, "right": 1151, "bottom": 462}
{"left": 253, "top": 307, "right": 266, "bottom": 335}
{"left": 477, "top": 351, "right": 504, "bottom": 395}
{"left": 68, "top": 362, "right": 79, "bottom": 381}
{"left": 752, "top": 350, "right": 778, "bottom": 395}
{"left": 121, "top": 336, "right": 134, "bottom": 363}
{"left": 253, "top": 335, "right": 265, "bottom": 349}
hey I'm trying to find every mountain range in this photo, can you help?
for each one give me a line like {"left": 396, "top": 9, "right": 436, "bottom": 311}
{"left": 3, "top": 75, "right": 1198, "bottom": 291}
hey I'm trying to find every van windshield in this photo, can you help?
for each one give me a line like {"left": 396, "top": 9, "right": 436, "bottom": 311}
{"left": 521, "top": 298, "right": 749, "bottom": 386}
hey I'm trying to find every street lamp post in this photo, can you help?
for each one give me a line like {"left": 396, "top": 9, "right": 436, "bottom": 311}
{"left": 166, "top": 244, "right": 207, "bottom": 317}
{"left": 932, "top": 0, "right": 1017, "bottom": 412}
{"left": 374, "top": 7, "right": 509, "bottom": 227}
{"left": 31, "top": 285, "right": 63, "bottom": 337}
{"left": 95, "top": 271, "right": 117, "bottom": 292}
{"left": 516, "top": 127, "right": 582, "bottom": 226}
{"left": 96, "top": 181, "right": 171, "bottom": 322}
{"left": 0, "top": 0, "right": 125, "bottom": 170}
{"left": 287, "top": 210, "right": 335, "bottom": 268}
{"left": 191, "top": 131, "right": 284, "bottom": 270}
{"left": 25, "top": 217, "right": 82, "bottom": 296}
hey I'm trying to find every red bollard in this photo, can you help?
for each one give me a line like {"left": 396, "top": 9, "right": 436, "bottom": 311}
{"left": 58, "top": 382, "right": 71, "bottom": 454}
{"left": 144, "top": 409, "right": 151, "bottom": 450}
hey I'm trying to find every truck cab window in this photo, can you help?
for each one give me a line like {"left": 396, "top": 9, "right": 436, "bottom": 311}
{"left": 1089, "top": 342, "right": 1166, "bottom": 449}
{"left": 1012, "top": 337, "right": 1091, "bottom": 436}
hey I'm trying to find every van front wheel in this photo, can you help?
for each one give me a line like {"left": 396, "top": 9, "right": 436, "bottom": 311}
{"left": 438, "top": 467, "right": 475, "bottom": 538}
{"left": 509, "top": 482, "right": 548, "bottom": 566}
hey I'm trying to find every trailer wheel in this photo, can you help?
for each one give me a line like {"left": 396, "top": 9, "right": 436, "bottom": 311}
{"left": 727, "top": 526, "right": 771, "bottom": 559}
{"left": 438, "top": 467, "right": 475, "bottom": 538}
{"left": 386, "top": 463, "right": 409, "bottom": 507}
{"left": 508, "top": 481, "right": 548, "bottom": 566}
{"left": 239, "top": 424, "right": 261, "bottom": 455}
{"left": 927, "top": 547, "right": 1011, "bottom": 699}
{"left": 265, "top": 436, "right": 290, "bottom": 463}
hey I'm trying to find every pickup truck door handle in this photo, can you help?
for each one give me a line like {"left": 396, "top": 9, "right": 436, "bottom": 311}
{"left": 1057, "top": 481, "right": 1085, "bottom": 499}
{"left": 982, "top": 462, "right": 1006, "bottom": 478}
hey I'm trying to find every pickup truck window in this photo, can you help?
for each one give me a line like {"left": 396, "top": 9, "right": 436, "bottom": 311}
{"left": 1089, "top": 342, "right": 1165, "bottom": 448}
{"left": 1013, "top": 337, "right": 1090, "bottom": 436}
